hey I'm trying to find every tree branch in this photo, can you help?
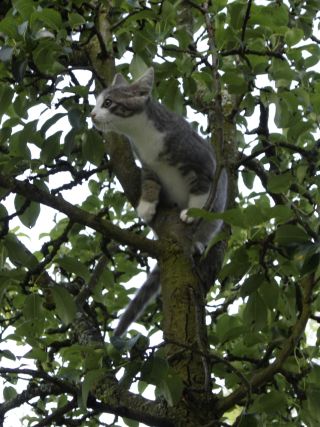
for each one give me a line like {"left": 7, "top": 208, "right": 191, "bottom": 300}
{"left": 0, "top": 367, "right": 77, "bottom": 394}
{"left": 241, "top": 0, "right": 253, "bottom": 43}
{"left": 28, "top": 400, "right": 78, "bottom": 427}
{"left": 94, "top": 377, "right": 175, "bottom": 427}
{"left": 221, "top": 48, "right": 285, "bottom": 59}
{"left": 0, "top": 174, "right": 159, "bottom": 257}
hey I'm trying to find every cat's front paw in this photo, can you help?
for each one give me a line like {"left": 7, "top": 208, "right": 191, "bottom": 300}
{"left": 180, "top": 209, "right": 194, "bottom": 224}
{"left": 137, "top": 200, "right": 157, "bottom": 223}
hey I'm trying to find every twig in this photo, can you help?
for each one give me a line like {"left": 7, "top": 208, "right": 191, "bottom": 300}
{"left": 221, "top": 48, "right": 284, "bottom": 59}
{"left": 22, "top": 221, "right": 74, "bottom": 289}
{"left": 76, "top": 255, "right": 108, "bottom": 306}
{"left": 241, "top": 0, "right": 253, "bottom": 43}
{"left": 32, "top": 399, "right": 77, "bottom": 427}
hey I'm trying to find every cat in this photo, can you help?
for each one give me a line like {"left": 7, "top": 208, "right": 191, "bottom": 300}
{"left": 91, "top": 68, "right": 228, "bottom": 336}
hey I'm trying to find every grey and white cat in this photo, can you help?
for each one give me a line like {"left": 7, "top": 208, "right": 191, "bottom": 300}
{"left": 91, "top": 68, "right": 227, "bottom": 336}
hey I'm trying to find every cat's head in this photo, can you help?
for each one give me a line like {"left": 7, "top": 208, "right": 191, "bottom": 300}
{"left": 91, "top": 67, "right": 154, "bottom": 134}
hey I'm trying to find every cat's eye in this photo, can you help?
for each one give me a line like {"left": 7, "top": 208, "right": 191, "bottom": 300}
{"left": 103, "top": 98, "right": 112, "bottom": 108}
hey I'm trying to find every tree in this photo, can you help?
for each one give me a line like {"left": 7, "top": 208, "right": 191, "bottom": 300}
{"left": 0, "top": 0, "right": 319, "bottom": 425}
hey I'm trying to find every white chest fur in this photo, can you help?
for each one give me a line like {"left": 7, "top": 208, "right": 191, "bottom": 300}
{"left": 123, "top": 113, "right": 165, "bottom": 164}
{"left": 151, "top": 161, "right": 189, "bottom": 208}
{"left": 123, "top": 114, "right": 189, "bottom": 208}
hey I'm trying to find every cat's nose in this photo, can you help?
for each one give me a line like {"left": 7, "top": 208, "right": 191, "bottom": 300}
{"left": 90, "top": 111, "right": 96, "bottom": 119}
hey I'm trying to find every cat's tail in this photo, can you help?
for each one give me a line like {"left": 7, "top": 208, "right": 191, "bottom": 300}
{"left": 113, "top": 265, "right": 160, "bottom": 337}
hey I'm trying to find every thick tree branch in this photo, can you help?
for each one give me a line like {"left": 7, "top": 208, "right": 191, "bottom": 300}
{"left": 0, "top": 174, "right": 159, "bottom": 257}
{"left": 0, "top": 383, "right": 64, "bottom": 423}
{"left": 94, "top": 377, "right": 175, "bottom": 427}
{"left": 0, "top": 357, "right": 175, "bottom": 426}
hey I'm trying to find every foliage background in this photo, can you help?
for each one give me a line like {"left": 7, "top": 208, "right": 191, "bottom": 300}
{"left": 0, "top": 0, "right": 320, "bottom": 426}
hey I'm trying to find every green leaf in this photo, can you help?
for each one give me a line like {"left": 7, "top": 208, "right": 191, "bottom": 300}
{"left": 301, "top": 253, "right": 320, "bottom": 275}
{"left": 251, "top": 4, "right": 289, "bottom": 29}
{"left": 269, "top": 58, "right": 296, "bottom": 82}
{"left": 159, "top": 369, "right": 184, "bottom": 406}
{"left": 221, "top": 70, "right": 247, "bottom": 94}
{"left": 227, "top": 2, "right": 247, "bottom": 30}
{"left": 21, "top": 294, "right": 45, "bottom": 337}
{"left": 242, "top": 170, "right": 255, "bottom": 189}
{"left": 129, "top": 55, "right": 148, "bottom": 79}
{"left": 24, "top": 347, "right": 47, "bottom": 363}
{"left": 123, "top": 418, "right": 139, "bottom": 427}
{"left": 13, "top": 94, "right": 28, "bottom": 119}
{"left": 14, "top": 195, "right": 40, "bottom": 228}
{"left": 0, "top": 203, "right": 8, "bottom": 221}
{"left": 0, "top": 85, "right": 14, "bottom": 119}
{"left": 220, "top": 247, "right": 250, "bottom": 280}
{"left": 0, "top": 17, "right": 19, "bottom": 39}
{"left": 240, "top": 274, "right": 265, "bottom": 297}
{"left": 243, "top": 291, "right": 268, "bottom": 331}
{"left": 31, "top": 8, "right": 62, "bottom": 31}
{"left": 285, "top": 28, "right": 304, "bottom": 46}
{"left": 23, "top": 294, "right": 43, "bottom": 321}
{"left": 306, "top": 386, "right": 320, "bottom": 424}
{"left": 81, "top": 369, "right": 105, "bottom": 409}
{"left": 215, "top": 314, "right": 243, "bottom": 343}
{"left": 82, "top": 129, "right": 105, "bottom": 166}
{"left": 275, "top": 225, "right": 310, "bottom": 246}
{"left": 267, "top": 172, "right": 292, "bottom": 193}
{"left": 0, "top": 349, "right": 16, "bottom": 361}
{"left": 3, "top": 386, "right": 18, "bottom": 401}
{"left": 68, "top": 12, "right": 85, "bottom": 29}
{"left": 9, "top": 131, "right": 31, "bottom": 159}
{"left": 41, "top": 132, "right": 62, "bottom": 163}
{"left": 58, "top": 255, "right": 90, "bottom": 281}
{"left": 259, "top": 280, "right": 280, "bottom": 310}
{"left": 269, "top": 205, "right": 293, "bottom": 222}
{"left": 274, "top": 97, "right": 291, "bottom": 128}
{"left": 68, "top": 108, "right": 84, "bottom": 131}
{"left": 13, "top": 0, "right": 36, "bottom": 19}
{"left": 12, "top": 58, "right": 28, "bottom": 82}
{"left": 287, "top": 120, "right": 314, "bottom": 143}
{"left": 62, "top": 86, "right": 89, "bottom": 97}
{"left": 141, "top": 356, "right": 168, "bottom": 385}
{"left": 33, "top": 40, "right": 64, "bottom": 74}
{"left": 211, "top": 0, "right": 227, "bottom": 13}
{"left": 51, "top": 286, "right": 77, "bottom": 325}
{"left": 249, "top": 390, "right": 287, "bottom": 414}
{"left": 4, "top": 234, "right": 38, "bottom": 269}
{"left": 141, "top": 354, "right": 183, "bottom": 406}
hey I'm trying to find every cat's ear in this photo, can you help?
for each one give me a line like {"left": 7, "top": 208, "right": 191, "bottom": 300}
{"left": 133, "top": 67, "right": 154, "bottom": 96}
{"left": 112, "top": 73, "right": 128, "bottom": 86}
